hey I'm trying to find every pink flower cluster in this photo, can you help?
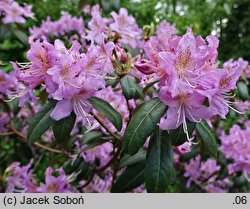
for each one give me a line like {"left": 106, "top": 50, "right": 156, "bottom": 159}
{"left": 136, "top": 26, "right": 243, "bottom": 139}
{"left": 0, "top": 0, "right": 34, "bottom": 24}
{"left": 5, "top": 161, "right": 76, "bottom": 192}
{"left": 12, "top": 36, "right": 114, "bottom": 126}
{"left": 29, "top": 13, "right": 85, "bottom": 42}
{"left": 184, "top": 155, "right": 229, "bottom": 192}
{"left": 220, "top": 124, "right": 250, "bottom": 178}
{"left": 87, "top": 7, "right": 142, "bottom": 48}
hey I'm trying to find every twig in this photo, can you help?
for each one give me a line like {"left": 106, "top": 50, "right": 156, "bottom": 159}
{"left": 126, "top": 99, "right": 132, "bottom": 121}
{"left": 91, "top": 112, "right": 122, "bottom": 141}
{"left": 0, "top": 132, "right": 14, "bottom": 136}
{"left": 78, "top": 173, "right": 95, "bottom": 190}
{"left": 95, "top": 140, "right": 122, "bottom": 173}
{"left": 9, "top": 126, "right": 70, "bottom": 157}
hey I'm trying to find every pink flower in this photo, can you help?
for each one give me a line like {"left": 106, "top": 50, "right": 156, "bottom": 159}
{"left": 159, "top": 90, "right": 212, "bottom": 137}
{"left": 2, "top": 2, "right": 25, "bottom": 23}
{"left": 29, "top": 13, "right": 84, "bottom": 42}
{"left": 220, "top": 125, "right": 250, "bottom": 178}
{"left": 110, "top": 8, "right": 142, "bottom": 48}
{"left": 86, "top": 10, "right": 109, "bottom": 43}
{"left": 96, "top": 38, "right": 115, "bottom": 74}
{"left": 36, "top": 167, "right": 75, "bottom": 193}
{"left": 137, "top": 27, "right": 243, "bottom": 139}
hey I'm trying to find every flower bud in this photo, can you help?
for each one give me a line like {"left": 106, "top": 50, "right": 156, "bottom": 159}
{"left": 115, "top": 45, "right": 128, "bottom": 64}
{"left": 134, "top": 59, "right": 155, "bottom": 75}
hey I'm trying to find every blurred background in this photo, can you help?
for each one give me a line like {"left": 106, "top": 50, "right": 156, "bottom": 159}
{"left": 0, "top": 0, "right": 249, "bottom": 66}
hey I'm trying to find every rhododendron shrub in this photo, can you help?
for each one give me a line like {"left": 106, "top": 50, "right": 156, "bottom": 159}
{"left": 0, "top": 3, "right": 250, "bottom": 193}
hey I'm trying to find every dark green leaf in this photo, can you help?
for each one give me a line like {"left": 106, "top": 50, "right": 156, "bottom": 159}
{"left": 123, "top": 98, "right": 167, "bottom": 155}
{"left": 145, "top": 129, "right": 175, "bottom": 193}
{"left": 81, "top": 139, "right": 107, "bottom": 152}
{"left": 89, "top": 97, "right": 123, "bottom": 131}
{"left": 121, "top": 75, "right": 143, "bottom": 100}
{"left": 119, "top": 149, "right": 146, "bottom": 168}
{"left": 142, "top": 80, "right": 159, "bottom": 95}
{"left": 28, "top": 100, "right": 57, "bottom": 145}
{"left": 169, "top": 121, "right": 196, "bottom": 146}
{"left": 64, "top": 157, "right": 94, "bottom": 181}
{"left": 11, "top": 29, "right": 28, "bottom": 45}
{"left": 81, "top": 131, "right": 104, "bottom": 145}
{"left": 52, "top": 112, "right": 76, "bottom": 143}
{"left": 111, "top": 163, "right": 145, "bottom": 193}
{"left": 196, "top": 121, "right": 218, "bottom": 157}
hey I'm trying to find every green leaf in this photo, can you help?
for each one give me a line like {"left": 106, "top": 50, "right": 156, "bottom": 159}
{"left": 64, "top": 156, "right": 95, "bottom": 181}
{"left": 81, "top": 139, "right": 107, "bottom": 152}
{"left": 121, "top": 75, "right": 143, "bottom": 100}
{"left": 105, "top": 74, "right": 120, "bottom": 88}
{"left": 145, "top": 129, "right": 175, "bottom": 193}
{"left": 111, "top": 163, "right": 145, "bottom": 193}
{"left": 119, "top": 149, "right": 146, "bottom": 168}
{"left": 169, "top": 121, "right": 196, "bottom": 146}
{"left": 80, "top": 130, "right": 108, "bottom": 151}
{"left": 89, "top": 97, "right": 123, "bottom": 131}
{"left": 80, "top": 131, "right": 104, "bottom": 145}
{"left": 196, "top": 121, "right": 218, "bottom": 157}
{"left": 52, "top": 112, "right": 76, "bottom": 143}
{"left": 142, "top": 80, "right": 159, "bottom": 95}
{"left": 28, "top": 100, "right": 57, "bottom": 145}
{"left": 237, "top": 81, "right": 249, "bottom": 100}
{"left": 11, "top": 29, "right": 28, "bottom": 45}
{"left": 123, "top": 98, "right": 167, "bottom": 155}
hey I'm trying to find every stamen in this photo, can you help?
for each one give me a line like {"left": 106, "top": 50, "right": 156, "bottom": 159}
{"left": 176, "top": 104, "right": 182, "bottom": 126}
{"left": 228, "top": 105, "right": 246, "bottom": 114}
{"left": 184, "top": 77, "right": 197, "bottom": 88}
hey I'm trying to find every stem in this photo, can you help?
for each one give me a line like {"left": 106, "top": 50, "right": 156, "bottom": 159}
{"left": 0, "top": 132, "right": 14, "bottom": 136}
{"left": 91, "top": 112, "right": 122, "bottom": 141}
{"left": 95, "top": 140, "right": 122, "bottom": 173}
{"left": 78, "top": 173, "right": 95, "bottom": 190}
{"left": 126, "top": 99, "right": 132, "bottom": 121}
{"left": 9, "top": 126, "right": 71, "bottom": 157}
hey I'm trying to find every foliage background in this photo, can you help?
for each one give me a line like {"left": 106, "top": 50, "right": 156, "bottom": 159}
{"left": 0, "top": 0, "right": 249, "bottom": 69}
{"left": 0, "top": 0, "right": 250, "bottom": 192}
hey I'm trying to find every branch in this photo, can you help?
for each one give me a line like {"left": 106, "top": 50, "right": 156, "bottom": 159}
{"left": 9, "top": 126, "right": 71, "bottom": 157}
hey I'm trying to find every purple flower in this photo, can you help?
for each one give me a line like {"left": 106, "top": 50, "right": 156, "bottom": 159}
{"left": 0, "top": 1, "right": 34, "bottom": 24}
{"left": 110, "top": 8, "right": 142, "bottom": 48}
{"left": 86, "top": 10, "right": 109, "bottom": 43}
{"left": 2, "top": 2, "right": 25, "bottom": 23}
{"left": 184, "top": 156, "right": 201, "bottom": 188}
{"left": 5, "top": 160, "right": 34, "bottom": 193}
{"left": 96, "top": 38, "right": 115, "bottom": 74}
{"left": 159, "top": 90, "right": 212, "bottom": 138}
{"left": 36, "top": 167, "right": 75, "bottom": 193}
{"left": 136, "top": 27, "right": 243, "bottom": 140}
{"left": 184, "top": 155, "right": 227, "bottom": 191}
{"left": 0, "top": 69, "right": 16, "bottom": 99}
{"left": 0, "top": 112, "right": 10, "bottom": 132}
{"left": 29, "top": 13, "right": 84, "bottom": 41}
{"left": 220, "top": 125, "right": 250, "bottom": 178}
